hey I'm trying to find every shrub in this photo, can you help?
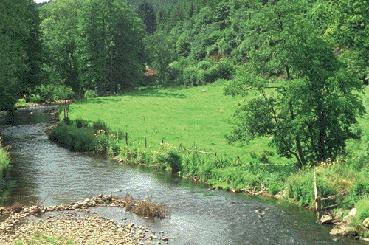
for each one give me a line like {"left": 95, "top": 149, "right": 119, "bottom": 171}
{"left": 84, "top": 89, "right": 98, "bottom": 99}
{"left": 93, "top": 121, "right": 108, "bottom": 132}
{"left": 29, "top": 84, "right": 74, "bottom": 103}
{"left": 0, "top": 145, "right": 10, "bottom": 177}
{"left": 123, "top": 194, "right": 167, "bottom": 219}
{"left": 49, "top": 123, "right": 96, "bottom": 152}
{"left": 286, "top": 170, "right": 314, "bottom": 207}
{"left": 204, "top": 60, "right": 234, "bottom": 83}
{"left": 352, "top": 197, "right": 369, "bottom": 225}
{"left": 75, "top": 119, "right": 89, "bottom": 128}
{"left": 153, "top": 146, "right": 182, "bottom": 174}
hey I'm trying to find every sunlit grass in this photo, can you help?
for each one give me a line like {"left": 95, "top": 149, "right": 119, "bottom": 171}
{"left": 69, "top": 82, "right": 288, "bottom": 164}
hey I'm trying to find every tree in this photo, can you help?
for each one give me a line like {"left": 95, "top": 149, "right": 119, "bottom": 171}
{"left": 335, "top": 0, "right": 369, "bottom": 83}
{"left": 144, "top": 32, "right": 176, "bottom": 84}
{"left": 41, "top": 0, "right": 145, "bottom": 95}
{"left": 40, "top": 0, "right": 82, "bottom": 93}
{"left": 0, "top": 0, "right": 41, "bottom": 110}
{"left": 138, "top": 1, "right": 157, "bottom": 34}
{"left": 226, "top": 0, "right": 364, "bottom": 167}
{"left": 79, "top": 0, "right": 145, "bottom": 93}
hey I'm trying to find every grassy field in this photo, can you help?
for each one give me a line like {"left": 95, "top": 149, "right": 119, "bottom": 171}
{"left": 69, "top": 82, "right": 289, "bottom": 165}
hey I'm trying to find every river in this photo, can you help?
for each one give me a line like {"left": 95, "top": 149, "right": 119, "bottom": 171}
{"left": 0, "top": 108, "right": 364, "bottom": 245}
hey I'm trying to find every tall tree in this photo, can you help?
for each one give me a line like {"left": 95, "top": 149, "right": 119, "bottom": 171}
{"left": 40, "top": 0, "right": 82, "bottom": 93}
{"left": 226, "top": 0, "right": 364, "bottom": 167}
{"left": 0, "top": 0, "right": 41, "bottom": 110}
{"left": 79, "top": 0, "right": 145, "bottom": 93}
{"left": 138, "top": 1, "right": 157, "bottom": 34}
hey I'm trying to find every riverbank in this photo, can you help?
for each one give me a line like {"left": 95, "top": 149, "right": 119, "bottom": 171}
{"left": 0, "top": 195, "right": 168, "bottom": 244}
{"left": 48, "top": 84, "right": 369, "bottom": 241}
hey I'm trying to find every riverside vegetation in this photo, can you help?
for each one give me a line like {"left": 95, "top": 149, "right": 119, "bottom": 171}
{"left": 50, "top": 83, "right": 369, "bottom": 239}
{"left": 1, "top": 0, "right": 369, "bottom": 242}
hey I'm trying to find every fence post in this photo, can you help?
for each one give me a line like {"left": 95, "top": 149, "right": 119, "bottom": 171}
{"left": 144, "top": 137, "right": 147, "bottom": 148}
{"left": 125, "top": 132, "right": 128, "bottom": 145}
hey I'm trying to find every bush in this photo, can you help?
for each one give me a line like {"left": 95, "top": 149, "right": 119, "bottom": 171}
{"left": 204, "top": 60, "right": 234, "bottom": 83}
{"left": 84, "top": 89, "right": 98, "bottom": 99}
{"left": 75, "top": 119, "right": 89, "bottom": 128}
{"left": 49, "top": 123, "right": 96, "bottom": 152}
{"left": 286, "top": 170, "right": 314, "bottom": 207}
{"left": 29, "top": 84, "right": 74, "bottom": 103}
{"left": 153, "top": 146, "right": 182, "bottom": 174}
{"left": 93, "top": 121, "right": 108, "bottom": 132}
{"left": 353, "top": 197, "right": 369, "bottom": 225}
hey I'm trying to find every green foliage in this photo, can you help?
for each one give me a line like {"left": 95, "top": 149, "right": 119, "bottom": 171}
{"left": 153, "top": 146, "right": 182, "bottom": 173}
{"left": 353, "top": 198, "right": 369, "bottom": 226}
{"left": 286, "top": 170, "right": 315, "bottom": 207}
{"left": 40, "top": 0, "right": 145, "bottom": 95}
{"left": 29, "top": 84, "right": 74, "bottom": 103}
{"left": 138, "top": 2, "right": 157, "bottom": 33}
{"left": 0, "top": 0, "right": 42, "bottom": 110}
{"left": 0, "top": 146, "right": 10, "bottom": 177}
{"left": 92, "top": 121, "right": 108, "bottom": 132}
{"left": 84, "top": 90, "right": 97, "bottom": 99}
{"left": 226, "top": 0, "right": 364, "bottom": 167}
{"left": 49, "top": 123, "right": 96, "bottom": 152}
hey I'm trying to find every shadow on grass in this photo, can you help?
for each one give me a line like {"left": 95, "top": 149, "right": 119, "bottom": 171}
{"left": 130, "top": 87, "right": 186, "bottom": 99}
{"left": 77, "top": 87, "right": 186, "bottom": 105}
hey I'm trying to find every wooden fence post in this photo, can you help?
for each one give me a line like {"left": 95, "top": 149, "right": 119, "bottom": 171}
{"left": 144, "top": 137, "right": 147, "bottom": 148}
{"left": 125, "top": 132, "right": 128, "bottom": 145}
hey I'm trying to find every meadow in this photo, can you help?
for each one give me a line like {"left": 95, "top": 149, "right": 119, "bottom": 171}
{"left": 68, "top": 81, "right": 290, "bottom": 165}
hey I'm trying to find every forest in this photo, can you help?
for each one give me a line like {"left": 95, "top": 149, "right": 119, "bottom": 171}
{"left": 0, "top": 0, "right": 369, "bottom": 243}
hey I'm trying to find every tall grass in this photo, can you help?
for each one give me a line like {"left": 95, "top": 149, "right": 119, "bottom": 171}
{"left": 0, "top": 145, "right": 10, "bottom": 177}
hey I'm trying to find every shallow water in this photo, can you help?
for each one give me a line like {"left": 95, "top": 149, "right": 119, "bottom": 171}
{"left": 0, "top": 108, "right": 364, "bottom": 244}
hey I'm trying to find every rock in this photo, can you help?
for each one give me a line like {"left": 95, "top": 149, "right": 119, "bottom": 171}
{"left": 320, "top": 214, "right": 333, "bottom": 225}
{"left": 349, "top": 208, "right": 357, "bottom": 217}
{"left": 330, "top": 225, "right": 358, "bottom": 237}
{"left": 363, "top": 218, "right": 369, "bottom": 229}
{"left": 161, "top": 236, "right": 169, "bottom": 242}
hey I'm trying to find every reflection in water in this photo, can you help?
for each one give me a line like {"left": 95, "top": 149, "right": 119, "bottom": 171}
{"left": 0, "top": 108, "right": 364, "bottom": 245}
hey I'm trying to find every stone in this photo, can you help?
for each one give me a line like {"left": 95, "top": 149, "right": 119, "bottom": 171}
{"left": 320, "top": 214, "right": 333, "bottom": 225}
{"left": 349, "top": 208, "right": 357, "bottom": 217}
{"left": 161, "top": 237, "right": 168, "bottom": 242}
{"left": 330, "top": 225, "right": 358, "bottom": 237}
{"left": 363, "top": 218, "right": 369, "bottom": 229}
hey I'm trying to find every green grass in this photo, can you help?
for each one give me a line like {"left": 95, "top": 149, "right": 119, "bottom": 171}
{"left": 13, "top": 233, "right": 75, "bottom": 245}
{"left": 69, "top": 82, "right": 289, "bottom": 165}
{"left": 0, "top": 146, "right": 10, "bottom": 176}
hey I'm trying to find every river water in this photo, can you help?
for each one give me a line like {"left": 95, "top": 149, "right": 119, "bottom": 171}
{"left": 0, "top": 108, "right": 364, "bottom": 245}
